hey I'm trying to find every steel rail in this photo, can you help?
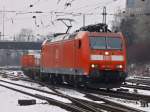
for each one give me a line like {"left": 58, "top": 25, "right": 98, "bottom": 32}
{"left": 0, "top": 82, "right": 91, "bottom": 112}
{"left": 0, "top": 79, "right": 143, "bottom": 112}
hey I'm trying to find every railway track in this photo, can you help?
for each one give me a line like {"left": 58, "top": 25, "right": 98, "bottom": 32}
{"left": 87, "top": 88, "right": 150, "bottom": 102}
{"left": 0, "top": 79, "right": 144, "bottom": 112}
{"left": 21, "top": 78, "right": 149, "bottom": 111}
{"left": 0, "top": 79, "right": 93, "bottom": 112}
{"left": 122, "top": 83, "right": 150, "bottom": 91}
{"left": 126, "top": 78, "right": 150, "bottom": 86}
{"left": 41, "top": 79, "right": 150, "bottom": 103}
{"left": 20, "top": 77, "right": 150, "bottom": 102}
{"left": 21, "top": 78, "right": 145, "bottom": 112}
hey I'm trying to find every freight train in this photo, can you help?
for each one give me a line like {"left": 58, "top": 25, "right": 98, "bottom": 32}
{"left": 21, "top": 23, "right": 127, "bottom": 88}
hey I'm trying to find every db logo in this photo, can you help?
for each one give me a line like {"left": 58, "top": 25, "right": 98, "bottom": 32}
{"left": 104, "top": 56, "right": 111, "bottom": 60}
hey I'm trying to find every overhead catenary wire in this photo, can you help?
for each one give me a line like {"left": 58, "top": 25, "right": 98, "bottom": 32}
{"left": 83, "top": 0, "right": 118, "bottom": 14}
{"left": 0, "top": 9, "right": 149, "bottom": 27}
{"left": 24, "top": 0, "right": 120, "bottom": 27}
{"left": 0, "top": 0, "right": 50, "bottom": 26}
{"left": 1, "top": 9, "right": 149, "bottom": 21}
{"left": 66, "top": 0, "right": 113, "bottom": 12}
{"left": 0, "top": 0, "right": 149, "bottom": 35}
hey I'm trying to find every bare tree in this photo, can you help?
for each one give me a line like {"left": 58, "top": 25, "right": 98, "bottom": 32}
{"left": 15, "top": 28, "right": 34, "bottom": 42}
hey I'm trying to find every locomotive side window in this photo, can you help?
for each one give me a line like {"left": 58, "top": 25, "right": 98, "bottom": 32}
{"left": 90, "top": 37, "right": 106, "bottom": 49}
{"left": 107, "top": 37, "right": 122, "bottom": 49}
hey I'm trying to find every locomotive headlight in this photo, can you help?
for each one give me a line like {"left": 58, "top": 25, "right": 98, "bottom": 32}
{"left": 105, "top": 51, "right": 109, "bottom": 55}
{"left": 116, "top": 65, "right": 123, "bottom": 69}
{"left": 91, "top": 64, "right": 99, "bottom": 68}
{"left": 91, "top": 64, "right": 95, "bottom": 68}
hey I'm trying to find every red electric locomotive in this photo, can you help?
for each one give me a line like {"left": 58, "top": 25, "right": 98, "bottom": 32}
{"left": 40, "top": 24, "right": 127, "bottom": 88}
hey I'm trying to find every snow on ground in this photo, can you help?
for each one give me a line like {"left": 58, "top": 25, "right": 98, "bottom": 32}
{"left": 122, "top": 86, "right": 150, "bottom": 97}
{"left": 56, "top": 88, "right": 91, "bottom": 101}
{"left": 93, "top": 94, "right": 150, "bottom": 112}
{"left": 128, "top": 76, "right": 150, "bottom": 80}
{"left": 56, "top": 88, "right": 104, "bottom": 104}
{"left": 116, "top": 86, "right": 150, "bottom": 111}
{"left": 108, "top": 97, "right": 150, "bottom": 112}
{"left": 0, "top": 76, "right": 54, "bottom": 93}
{"left": 112, "top": 87, "right": 133, "bottom": 92}
{"left": 0, "top": 86, "right": 67, "bottom": 112}
{"left": 1, "top": 72, "right": 150, "bottom": 111}
{"left": 0, "top": 79, "right": 72, "bottom": 104}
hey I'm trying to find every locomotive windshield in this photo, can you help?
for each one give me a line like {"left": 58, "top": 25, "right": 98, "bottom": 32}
{"left": 107, "top": 37, "right": 122, "bottom": 49}
{"left": 90, "top": 37, "right": 122, "bottom": 50}
{"left": 90, "top": 37, "right": 106, "bottom": 49}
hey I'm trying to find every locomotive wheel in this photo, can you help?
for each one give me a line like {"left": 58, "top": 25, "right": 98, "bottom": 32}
{"left": 40, "top": 73, "right": 49, "bottom": 82}
{"left": 67, "top": 75, "right": 73, "bottom": 85}
{"left": 56, "top": 75, "right": 63, "bottom": 84}
{"left": 73, "top": 75, "right": 78, "bottom": 88}
{"left": 62, "top": 75, "right": 65, "bottom": 84}
{"left": 50, "top": 74, "right": 56, "bottom": 85}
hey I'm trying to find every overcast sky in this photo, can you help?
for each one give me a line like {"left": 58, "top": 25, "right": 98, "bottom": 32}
{"left": 0, "top": 0, "right": 126, "bottom": 38}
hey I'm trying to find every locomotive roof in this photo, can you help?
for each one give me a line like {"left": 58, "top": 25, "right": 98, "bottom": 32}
{"left": 42, "top": 23, "right": 123, "bottom": 44}
{"left": 43, "top": 33, "right": 77, "bottom": 44}
{"left": 42, "top": 31, "right": 122, "bottom": 45}
{"left": 75, "top": 23, "right": 111, "bottom": 32}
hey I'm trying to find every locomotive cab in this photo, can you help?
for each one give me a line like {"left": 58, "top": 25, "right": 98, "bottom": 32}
{"left": 85, "top": 32, "right": 127, "bottom": 88}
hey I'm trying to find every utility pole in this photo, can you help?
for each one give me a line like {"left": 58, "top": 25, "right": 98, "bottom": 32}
{"left": 102, "top": 6, "right": 107, "bottom": 24}
{"left": 83, "top": 14, "right": 85, "bottom": 27}
{"left": 6, "top": 50, "right": 10, "bottom": 68}
{"left": 3, "top": 6, "right": 5, "bottom": 40}
{"left": 82, "top": 13, "right": 93, "bottom": 27}
{"left": 0, "top": 32, "right": 1, "bottom": 40}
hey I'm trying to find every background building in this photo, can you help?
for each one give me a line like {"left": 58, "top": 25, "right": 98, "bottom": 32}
{"left": 126, "top": 0, "right": 150, "bottom": 13}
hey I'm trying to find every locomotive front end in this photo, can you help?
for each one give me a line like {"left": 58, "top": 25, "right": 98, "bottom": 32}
{"left": 88, "top": 33, "right": 127, "bottom": 88}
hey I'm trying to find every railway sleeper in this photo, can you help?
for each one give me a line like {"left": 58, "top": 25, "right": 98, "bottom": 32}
{"left": 18, "top": 99, "right": 36, "bottom": 106}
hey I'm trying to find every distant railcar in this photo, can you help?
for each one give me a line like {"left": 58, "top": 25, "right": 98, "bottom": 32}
{"left": 21, "top": 54, "right": 40, "bottom": 79}
{"left": 21, "top": 55, "right": 35, "bottom": 67}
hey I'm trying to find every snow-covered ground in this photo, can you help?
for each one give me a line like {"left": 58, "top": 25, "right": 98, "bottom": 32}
{"left": 93, "top": 93, "right": 150, "bottom": 112}
{"left": 122, "top": 86, "right": 150, "bottom": 95}
{"left": 57, "top": 88, "right": 92, "bottom": 101}
{"left": 0, "top": 77, "right": 72, "bottom": 104}
{"left": 0, "top": 76, "right": 54, "bottom": 93}
{"left": 56, "top": 88, "right": 104, "bottom": 104}
{"left": 1, "top": 71, "right": 150, "bottom": 112}
{"left": 0, "top": 73, "right": 70, "bottom": 112}
{"left": 96, "top": 82, "right": 150, "bottom": 112}
{"left": 0, "top": 86, "right": 67, "bottom": 112}
{"left": 108, "top": 86, "right": 150, "bottom": 112}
